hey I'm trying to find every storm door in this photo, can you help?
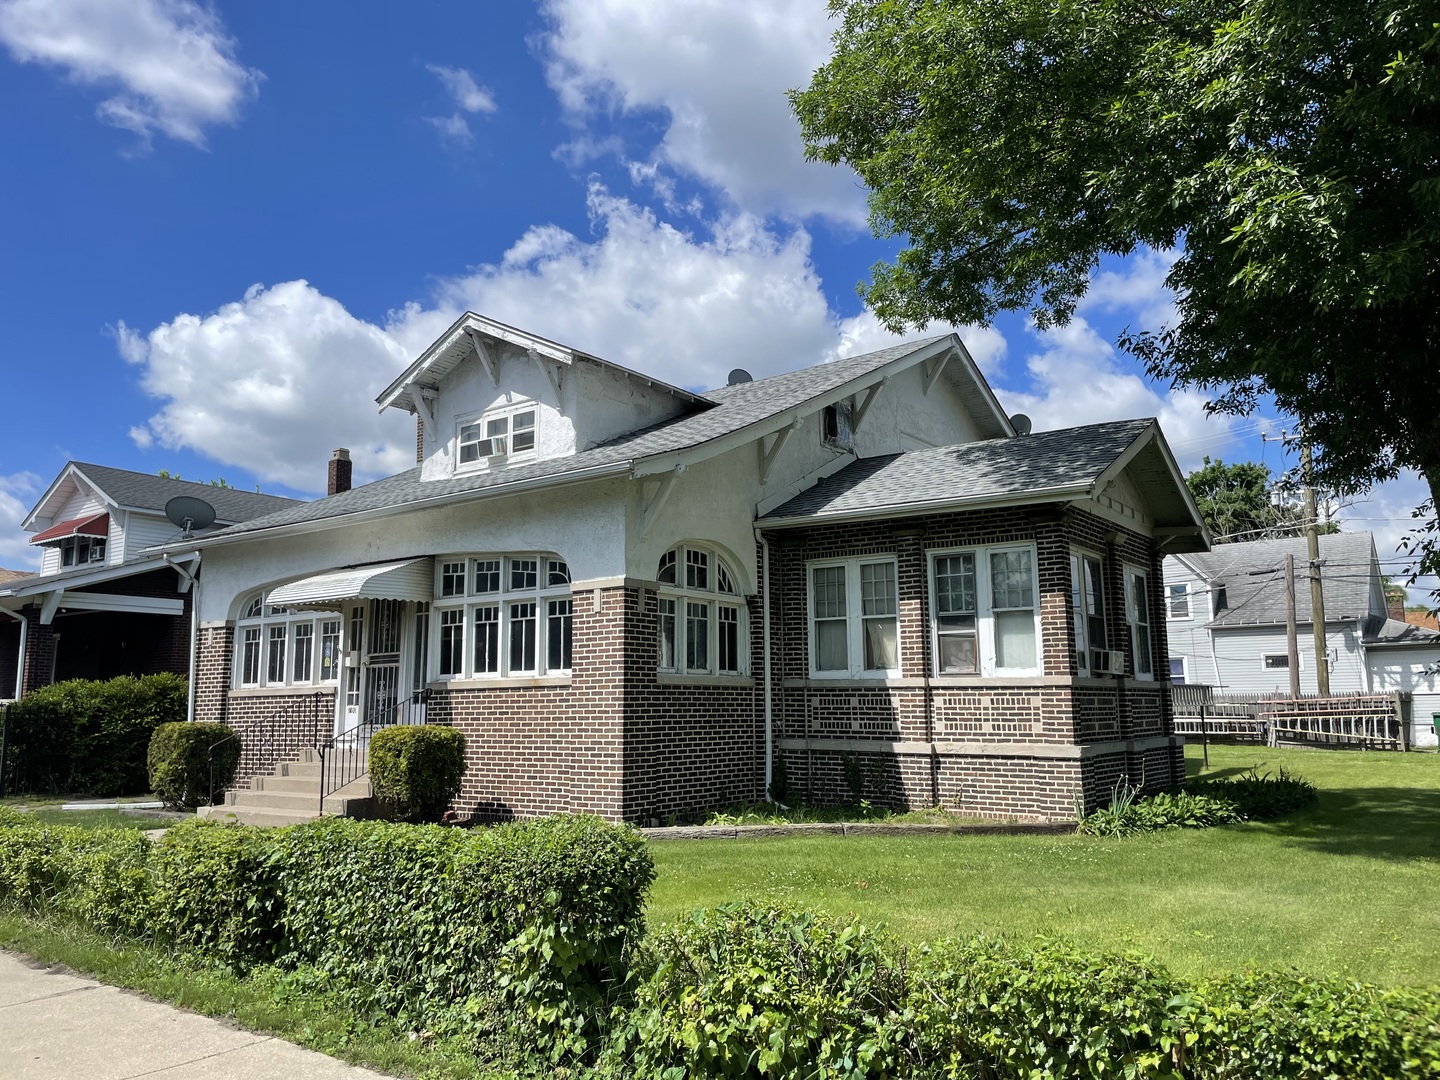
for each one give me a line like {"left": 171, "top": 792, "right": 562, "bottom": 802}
{"left": 364, "top": 598, "right": 404, "bottom": 726}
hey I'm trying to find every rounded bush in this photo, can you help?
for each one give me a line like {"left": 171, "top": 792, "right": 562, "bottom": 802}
{"left": 147, "top": 721, "right": 239, "bottom": 809}
{"left": 368, "top": 725, "right": 465, "bottom": 822}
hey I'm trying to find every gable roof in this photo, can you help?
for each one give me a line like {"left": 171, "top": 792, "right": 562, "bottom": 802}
{"left": 758, "top": 418, "right": 1206, "bottom": 546}
{"left": 169, "top": 335, "right": 1008, "bottom": 547}
{"left": 1179, "top": 532, "right": 1379, "bottom": 628}
{"left": 1363, "top": 616, "right": 1440, "bottom": 647}
{"left": 0, "top": 568, "right": 34, "bottom": 587}
{"left": 23, "top": 462, "right": 299, "bottom": 531}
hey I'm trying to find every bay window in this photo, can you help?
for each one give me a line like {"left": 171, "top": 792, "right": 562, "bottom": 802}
{"left": 808, "top": 556, "right": 900, "bottom": 678}
{"left": 926, "top": 544, "right": 1041, "bottom": 677}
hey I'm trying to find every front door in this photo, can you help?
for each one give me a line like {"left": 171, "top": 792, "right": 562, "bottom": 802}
{"left": 363, "top": 597, "right": 404, "bottom": 727}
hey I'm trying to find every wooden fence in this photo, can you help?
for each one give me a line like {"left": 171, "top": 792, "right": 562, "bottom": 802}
{"left": 1171, "top": 686, "right": 1411, "bottom": 751}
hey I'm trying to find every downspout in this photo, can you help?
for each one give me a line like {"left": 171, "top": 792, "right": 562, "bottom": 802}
{"left": 760, "top": 532, "right": 774, "bottom": 802}
{"left": 164, "top": 552, "right": 202, "bottom": 723}
{"left": 8, "top": 609, "right": 26, "bottom": 701}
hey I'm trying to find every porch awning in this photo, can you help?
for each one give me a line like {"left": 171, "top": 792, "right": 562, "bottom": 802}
{"left": 268, "top": 558, "right": 434, "bottom": 607}
{"left": 30, "top": 512, "right": 109, "bottom": 545}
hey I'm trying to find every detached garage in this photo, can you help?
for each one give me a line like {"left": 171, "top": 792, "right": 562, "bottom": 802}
{"left": 1366, "top": 620, "right": 1440, "bottom": 749}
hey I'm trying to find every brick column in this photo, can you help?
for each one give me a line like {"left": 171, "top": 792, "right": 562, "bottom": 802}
{"left": 193, "top": 624, "right": 234, "bottom": 724}
{"left": 21, "top": 608, "right": 55, "bottom": 696}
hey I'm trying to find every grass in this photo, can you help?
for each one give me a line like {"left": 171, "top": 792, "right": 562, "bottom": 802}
{"left": 647, "top": 743, "right": 1440, "bottom": 986}
{"left": 0, "top": 914, "right": 497, "bottom": 1080}
{"left": 701, "top": 801, "right": 986, "bottom": 826}
{"left": 25, "top": 807, "right": 179, "bottom": 830}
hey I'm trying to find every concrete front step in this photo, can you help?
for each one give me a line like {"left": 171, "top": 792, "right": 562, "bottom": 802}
{"left": 197, "top": 805, "right": 325, "bottom": 827}
{"left": 198, "top": 746, "right": 375, "bottom": 827}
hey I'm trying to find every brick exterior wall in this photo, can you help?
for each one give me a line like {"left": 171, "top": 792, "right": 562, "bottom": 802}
{"left": 199, "top": 501, "right": 1180, "bottom": 823}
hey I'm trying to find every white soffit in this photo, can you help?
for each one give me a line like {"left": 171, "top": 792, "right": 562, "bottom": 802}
{"left": 268, "top": 558, "right": 435, "bottom": 607}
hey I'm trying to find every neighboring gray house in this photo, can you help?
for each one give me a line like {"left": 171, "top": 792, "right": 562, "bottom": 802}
{"left": 1163, "top": 532, "right": 1440, "bottom": 746}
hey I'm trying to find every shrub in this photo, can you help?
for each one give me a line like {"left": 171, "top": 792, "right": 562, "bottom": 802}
{"left": 367, "top": 724, "right": 465, "bottom": 822}
{"left": 147, "top": 721, "right": 238, "bottom": 810}
{"left": 0, "top": 811, "right": 151, "bottom": 937}
{"left": 1078, "top": 786, "right": 1242, "bottom": 838}
{"left": 4, "top": 674, "right": 187, "bottom": 796}
{"left": 1189, "top": 765, "right": 1319, "bottom": 820}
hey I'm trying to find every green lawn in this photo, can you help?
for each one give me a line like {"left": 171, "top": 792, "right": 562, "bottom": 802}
{"left": 648, "top": 744, "right": 1440, "bottom": 986}
{"left": 24, "top": 807, "right": 178, "bottom": 830}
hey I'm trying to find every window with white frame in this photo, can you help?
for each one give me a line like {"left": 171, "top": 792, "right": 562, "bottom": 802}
{"left": 1166, "top": 582, "right": 1191, "bottom": 619}
{"left": 456, "top": 402, "right": 537, "bottom": 469}
{"left": 809, "top": 556, "right": 900, "bottom": 677}
{"left": 1070, "top": 550, "right": 1108, "bottom": 675}
{"left": 1124, "top": 565, "right": 1154, "bottom": 679}
{"left": 1169, "top": 656, "right": 1187, "bottom": 684}
{"left": 927, "top": 545, "right": 1041, "bottom": 677}
{"left": 234, "top": 592, "right": 343, "bottom": 689}
{"left": 658, "top": 545, "right": 745, "bottom": 675}
{"left": 431, "top": 554, "right": 571, "bottom": 679}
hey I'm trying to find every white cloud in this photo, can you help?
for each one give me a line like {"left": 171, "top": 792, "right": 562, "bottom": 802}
{"left": 0, "top": 471, "right": 42, "bottom": 571}
{"left": 123, "top": 281, "right": 415, "bottom": 493}
{"left": 426, "top": 64, "right": 496, "bottom": 114}
{"left": 1081, "top": 248, "right": 1180, "bottom": 332}
{"left": 996, "top": 316, "right": 1238, "bottom": 471}
{"left": 0, "top": 0, "right": 260, "bottom": 149}
{"left": 831, "top": 310, "right": 1007, "bottom": 375}
{"left": 424, "top": 63, "right": 496, "bottom": 144}
{"left": 1337, "top": 472, "right": 1440, "bottom": 607}
{"left": 540, "top": 0, "right": 864, "bottom": 223}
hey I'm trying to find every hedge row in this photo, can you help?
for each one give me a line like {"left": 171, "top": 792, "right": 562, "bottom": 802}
{"left": 0, "top": 810, "right": 652, "bottom": 1070}
{"left": 2, "top": 810, "right": 1436, "bottom": 1078}
{"left": 2, "top": 674, "right": 187, "bottom": 796}
{"left": 599, "top": 904, "right": 1440, "bottom": 1080}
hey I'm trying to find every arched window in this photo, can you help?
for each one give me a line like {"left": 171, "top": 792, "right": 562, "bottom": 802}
{"left": 431, "top": 554, "right": 573, "bottom": 680}
{"left": 234, "top": 591, "right": 343, "bottom": 689}
{"left": 657, "top": 544, "right": 744, "bottom": 675}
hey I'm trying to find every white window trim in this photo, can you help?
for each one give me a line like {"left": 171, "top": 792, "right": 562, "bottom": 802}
{"left": 1168, "top": 655, "right": 1188, "bottom": 683}
{"left": 657, "top": 544, "right": 746, "bottom": 676}
{"left": 233, "top": 591, "right": 343, "bottom": 690}
{"left": 1124, "top": 563, "right": 1155, "bottom": 681}
{"left": 808, "top": 554, "right": 902, "bottom": 680}
{"left": 927, "top": 544, "right": 1043, "bottom": 678}
{"left": 431, "top": 553, "right": 572, "bottom": 681}
{"left": 454, "top": 400, "right": 539, "bottom": 474}
{"left": 1262, "top": 652, "right": 1303, "bottom": 672}
{"left": 1070, "top": 548, "right": 1108, "bottom": 677}
{"left": 1166, "top": 581, "right": 1192, "bottom": 621}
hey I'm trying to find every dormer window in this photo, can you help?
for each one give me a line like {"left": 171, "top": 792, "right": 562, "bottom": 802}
{"left": 822, "top": 401, "right": 854, "bottom": 452}
{"left": 458, "top": 405, "right": 537, "bottom": 467}
{"left": 60, "top": 535, "right": 106, "bottom": 567}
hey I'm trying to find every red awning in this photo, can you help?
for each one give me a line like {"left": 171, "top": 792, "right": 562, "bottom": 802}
{"left": 30, "top": 512, "right": 109, "bottom": 545}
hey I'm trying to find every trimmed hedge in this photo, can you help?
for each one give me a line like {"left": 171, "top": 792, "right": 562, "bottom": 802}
{"left": 147, "top": 721, "right": 239, "bottom": 810}
{"left": 367, "top": 724, "right": 465, "bottom": 822}
{"left": 0, "top": 811, "right": 653, "bottom": 1071}
{"left": 3, "top": 674, "right": 187, "bottom": 796}
{"left": 601, "top": 903, "right": 1440, "bottom": 1080}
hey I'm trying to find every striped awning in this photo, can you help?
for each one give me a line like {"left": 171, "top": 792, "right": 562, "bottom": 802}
{"left": 267, "top": 558, "right": 434, "bottom": 607}
{"left": 30, "top": 512, "right": 109, "bottom": 545}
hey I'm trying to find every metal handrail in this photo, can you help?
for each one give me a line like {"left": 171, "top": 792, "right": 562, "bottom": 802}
{"left": 317, "top": 688, "right": 430, "bottom": 815}
{"left": 207, "top": 691, "right": 328, "bottom": 806}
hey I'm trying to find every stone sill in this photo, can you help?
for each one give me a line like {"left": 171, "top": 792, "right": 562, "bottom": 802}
{"left": 428, "top": 676, "right": 570, "bottom": 690}
{"left": 230, "top": 686, "right": 337, "bottom": 699}
{"left": 656, "top": 674, "right": 754, "bottom": 688}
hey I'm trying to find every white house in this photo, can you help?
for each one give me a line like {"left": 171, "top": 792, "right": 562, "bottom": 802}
{"left": 1163, "top": 532, "right": 1440, "bottom": 746}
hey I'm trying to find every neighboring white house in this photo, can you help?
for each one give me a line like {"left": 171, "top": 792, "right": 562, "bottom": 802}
{"left": 1163, "top": 532, "right": 1440, "bottom": 747}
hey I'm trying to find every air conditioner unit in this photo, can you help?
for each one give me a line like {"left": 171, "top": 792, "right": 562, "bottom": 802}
{"left": 1092, "top": 649, "right": 1128, "bottom": 675}
{"left": 88, "top": 546, "right": 106, "bottom": 563}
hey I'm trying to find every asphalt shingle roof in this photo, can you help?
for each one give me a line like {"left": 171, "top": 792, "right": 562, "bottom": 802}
{"left": 1180, "top": 532, "right": 1378, "bottom": 628}
{"left": 73, "top": 463, "right": 298, "bottom": 523}
{"left": 198, "top": 338, "right": 950, "bottom": 541}
{"left": 760, "top": 419, "right": 1154, "bottom": 523}
{"left": 1363, "top": 616, "right": 1440, "bottom": 646}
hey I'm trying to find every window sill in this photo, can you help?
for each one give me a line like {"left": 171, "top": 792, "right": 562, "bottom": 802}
{"left": 656, "top": 673, "right": 754, "bottom": 688}
{"left": 784, "top": 676, "right": 919, "bottom": 688}
{"left": 230, "top": 685, "right": 337, "bottom": 698}
{"left": 428, "top": 676, "right": 570, "bottom": 690}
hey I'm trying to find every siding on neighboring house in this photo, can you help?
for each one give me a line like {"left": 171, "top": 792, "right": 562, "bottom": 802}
{"left": 1368, "top": 645, "right": 1440, "bottom": 748}
{"left": 108, "top": 511, "right": 127, "bottom": 565}
{"left": 1162, "top": 557, "right": 1214, "bottom": 685}
{"left": 124, "top": 512, "right": 183, "bottom": 560}
{"left": 1206, "top": 622, "right": 1369, "bottom": 695}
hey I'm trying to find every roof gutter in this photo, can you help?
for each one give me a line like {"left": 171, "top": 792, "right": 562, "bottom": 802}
{"left": 756, "top": 484, "right": 1093, "bottom": 531}
{"left": 152, "top": 459, "right": 636, "bottom": 555}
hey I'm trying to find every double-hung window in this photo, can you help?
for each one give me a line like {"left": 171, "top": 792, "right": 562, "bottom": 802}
{"left": 233, "top": 592, "right": 343, "bottom": 690}
{"left": 926, "top": 545, "right": 1041, "bottom": 677}
{"left": 657, "top": 545, "right": 745, "bottom": 675}
{"left": 1070, "top": 551, "right": 1108, "bottom": 675}
{"left": 432, "top": 554, "right": 572, "bottom": 679}
{"left": 457, "top": 403, "right": 538, "bottom": 468}
{"left": 1124, "top": 565, "right": 1154, "bottom": 679}
{"left": 808, "top": 556, "right": 899, "bottom": 678}
{"left": 1166, "top": 583, "right": 1191, "bottom": 620}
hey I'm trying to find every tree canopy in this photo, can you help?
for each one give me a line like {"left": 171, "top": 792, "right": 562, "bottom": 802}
{"left": 1185, "top": 458, "right": 1304, "bottom": 542}
{"left": 792, "top": 0, "right": 1440, "bottom": 521}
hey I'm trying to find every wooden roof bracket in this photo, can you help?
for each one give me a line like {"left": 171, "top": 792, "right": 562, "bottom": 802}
{"left": 528, "top": 348, "right": 562, "bottom": 402}
{"left": 641, "top": 464, "right": 686, "bottom": 537}
{"left": 759, "top": 416, "right": 805, "bottom": 485}
{"left": 923, "top": 349, "right": 951, "bottom": 396}
{"left": 465, "top": 328, "right": 501, "bottom": 387}
{"left": 851, "top": 377, "right": 889, "bottom": 432}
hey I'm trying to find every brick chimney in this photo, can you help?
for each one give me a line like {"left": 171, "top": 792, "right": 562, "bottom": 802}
{"left": 1387, "top": 590, "right": 1406, "bottom": 622}
{"left": 327, "top": 448, "right": 352, "bottom": 496}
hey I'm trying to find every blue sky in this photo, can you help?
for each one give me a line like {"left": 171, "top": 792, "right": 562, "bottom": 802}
{"left": 0, "top": 0, "right": 1431, "bottom": 596}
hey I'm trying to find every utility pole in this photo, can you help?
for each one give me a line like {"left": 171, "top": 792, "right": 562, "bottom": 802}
{"left": 1284, "top": 552, "right": 1301, "bottom": 697}
{"left": 1301, "top": 439, "right": 1331, "bottom": 696}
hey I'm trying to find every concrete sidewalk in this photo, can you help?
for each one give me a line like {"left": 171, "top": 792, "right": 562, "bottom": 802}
{"left": 0, "top": 951, "right": 392, "bottom": 1079}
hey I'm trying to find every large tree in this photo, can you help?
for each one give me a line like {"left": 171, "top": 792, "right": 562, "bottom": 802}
{"left": 1186, "top": 458, "right": 1302, "bottom": 542}
{"left": 792, "top": 1, "right": 1440, "bottom": 553}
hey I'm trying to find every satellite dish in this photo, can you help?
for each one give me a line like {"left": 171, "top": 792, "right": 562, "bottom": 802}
{"left": 727, "top": 368, "right": 753, "bottom": 386}
{"left": 165, "top": 496, "right": 217, "bottom": 538}
{"left": 1010, "top": 413, "right": 1033, "bottom": 436}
